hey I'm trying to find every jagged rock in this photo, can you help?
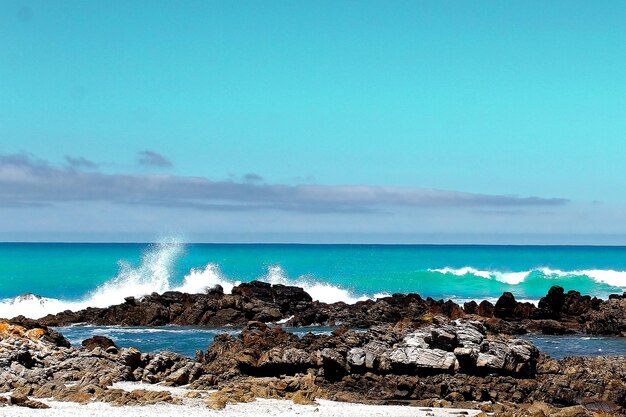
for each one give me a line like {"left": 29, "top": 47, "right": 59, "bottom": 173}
{"left": 464, "top": 301, "right": 479, "bottom": 314}
{"left": 538, "top": 286, "right": 566, "bottom": 316}
{"left": 390, "top": 346, "right": 459, "bottom": 372}
{"left": 582, "top": 297, "right": 626, "bottom": 336}
{"left": 532, "top": 320, "right": 575, "bottom": 335}
{"left": 495, "top": 292, "right": 518, "bottom": 319}
{"left": 1, "top": 316, "right": 625, "bottom": 414}
{"left": 20, "top": 283, "right": 626, "bottom": 337}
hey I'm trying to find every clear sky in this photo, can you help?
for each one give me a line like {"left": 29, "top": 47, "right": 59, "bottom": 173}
{"left": 1, "top": 1, "right": 626, "bottom": 243}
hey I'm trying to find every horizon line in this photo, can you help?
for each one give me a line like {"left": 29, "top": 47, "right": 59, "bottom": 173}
{"left": 2, "top": 241, "right": 626, "bottom": 248}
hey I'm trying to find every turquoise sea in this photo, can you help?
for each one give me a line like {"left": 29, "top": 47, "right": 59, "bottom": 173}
{"left": 1, "top": 241, "right": 626, "bottom": 319}
{"left": 2, "top": 241, "right": 626, "bottom": 358}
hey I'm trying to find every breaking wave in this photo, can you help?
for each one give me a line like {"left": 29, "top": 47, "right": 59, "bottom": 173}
{"left": 429, "top": 266, "right": 626, "bottom": 288}
{"left": 0, "top": 241, "right": 378, "bottom": 319}
{"left": 2, "top": 242, "right": 625, "bottom": 320}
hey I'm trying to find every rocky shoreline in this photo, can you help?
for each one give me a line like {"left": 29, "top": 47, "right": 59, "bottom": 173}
{"left": 26, "top": 281, "right": 626, "bottom": 337}
{"left": 1, "top": 283, "right": 626, "bottom": 416}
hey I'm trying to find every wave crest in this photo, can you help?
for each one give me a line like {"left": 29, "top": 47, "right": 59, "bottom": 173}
{"left": 429, "top": 266, "right": 626, "bottom": 288}
{"left": 0, "top": 242, "right": 380, "bottom": 318}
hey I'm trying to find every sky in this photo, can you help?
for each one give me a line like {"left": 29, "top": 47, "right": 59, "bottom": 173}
{"left": 1, "top": 1, "right": 626, "bottom": 243}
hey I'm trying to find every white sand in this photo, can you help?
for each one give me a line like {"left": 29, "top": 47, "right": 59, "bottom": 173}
{"left": 1, "top": 382, "right": 484, "bottom": 417}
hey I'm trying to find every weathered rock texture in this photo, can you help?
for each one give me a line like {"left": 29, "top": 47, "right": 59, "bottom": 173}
{"left": 0, "top": 318, "right": 624, "bottom": 415}
{"left": 23, "top": 282, "right": 626, "bottom": 337}
{"left": 0, "top": 320, "right": 196, "bottom": 406}
{"left": 190, "top": 320, "right": 625, "bottom": 414}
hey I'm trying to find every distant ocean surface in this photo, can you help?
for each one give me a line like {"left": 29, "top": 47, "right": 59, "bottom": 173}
{"left": 1, "top": 241, "right": 626, "bottom": 319}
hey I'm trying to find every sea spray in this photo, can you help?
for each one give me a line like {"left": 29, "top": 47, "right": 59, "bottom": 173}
{"left": 87, "top": 241, "right": 183, "bottom": 307}
{"left": 2, "top": 242, "right": 626, "bottom": 319}
{"left": 176, "top": 263, "right": 240, "bottom": 294}
{"left": 0, "top": 242, "right": 376, "bottom": 318}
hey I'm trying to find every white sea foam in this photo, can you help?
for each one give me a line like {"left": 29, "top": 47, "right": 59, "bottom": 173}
{"left": 4, "top": 242, "right": 625, "bottom": 321}
{"left": 0, "top": 242, "right": 379, "bottom": 319}
{"left": 0, "top": 242, "right": 184, "bottom": 319}
{"left": 429, "top": 266, "right": 626, "bottom": 289}
{"left": 429, "top": 267, "right": 528, "bottom": 285}
{"left": 175, "top": 263, "right": 240, "bottom": 294}
{"left": 259, "top": 264, "right": 373, "bottom": 304}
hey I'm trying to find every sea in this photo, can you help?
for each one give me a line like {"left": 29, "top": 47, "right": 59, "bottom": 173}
{"left": 1, "top": 241, "right": 625, "bottom": 358}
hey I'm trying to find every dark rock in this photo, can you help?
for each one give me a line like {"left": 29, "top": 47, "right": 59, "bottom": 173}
{"left": 82, "top": 336, "right": 118, "bottom": 351}
{"left": 539, "top": 286, "right": 565, "bottom": 314}
{"left": 536, "top": 320, "right": 575, "bottom": 335}
{"left": 207, "top": 284, "right": 224, "bottom": 295}
{"left": 494, "top": 292, "right": 517, "bottom": 319}
{"left": 21, "top": 281, "right": 626, "bottom": 337}
{"left": 464, "top": 301, "right": 478, "bottom": 314}
{"left": 477, "top": 300, "right": 494, "bottom": 317}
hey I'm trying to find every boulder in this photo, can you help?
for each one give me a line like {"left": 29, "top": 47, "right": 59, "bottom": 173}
{"left": 82, "top": 336, "right": 118, "bottom": 352}
{"left": 478, "top": 300, "right": 495, "bottom": 317}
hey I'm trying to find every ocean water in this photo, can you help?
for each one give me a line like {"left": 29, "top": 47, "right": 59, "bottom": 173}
{"left": 1, "top": 241, "right": 626, "bottom": 319}
{"left": 56, "top": 325, "right": 339, "bottom": 358}
{"left": 55, "top": 325, "right": 626, "bottom": 359}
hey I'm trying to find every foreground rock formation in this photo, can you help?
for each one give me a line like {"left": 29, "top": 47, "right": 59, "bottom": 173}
{"left": 0, "top": 320, "right": 199, "bottom": 408}
{"left": 2, "top": 317, "right": 624, "bottom": 415}
{"left": 26, "top": 282, "right": 626, "bottom": 337}
{"left": 194, "top": 320, "right": 624, "bottom": 414}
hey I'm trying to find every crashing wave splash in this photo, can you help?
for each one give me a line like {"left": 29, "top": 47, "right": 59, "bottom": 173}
{"left": 2, "top": 241, "right": 625, "bottom": 320}
{"left": 0, "top": 241, "right": 378, "bottom": 319}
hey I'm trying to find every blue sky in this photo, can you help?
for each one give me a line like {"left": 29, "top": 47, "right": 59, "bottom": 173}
{"left": 1, "top": 1, "right": 626, "bottom": 243}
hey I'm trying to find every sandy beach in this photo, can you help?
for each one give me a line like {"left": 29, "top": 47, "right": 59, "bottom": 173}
{"left": 1, "top": 382, "right": 483, "bottom": 417}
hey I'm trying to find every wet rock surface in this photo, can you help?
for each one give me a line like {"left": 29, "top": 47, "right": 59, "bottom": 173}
{"left": 25, "top": 283, "right": 626, "bottom": 338}
{"left": 1, "top": 283, "right": 626, "bottom": 415}
{"left": 0, "top": 318, "right": 624, "bottom": 415}
{"left": 189, "top": 320, "right": 625, "bottom": 414}
{"left": 0, "top": 320, "right": 193, "bottom": 407}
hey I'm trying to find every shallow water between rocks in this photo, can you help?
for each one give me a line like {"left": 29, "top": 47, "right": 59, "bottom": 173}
{"left": 56, "top": 325, "right": 626, "bottom": 359}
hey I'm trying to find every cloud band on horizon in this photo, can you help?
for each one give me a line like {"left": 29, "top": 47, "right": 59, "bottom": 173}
{"left": 0, "top": 153, "right": 569, "bottom": 214}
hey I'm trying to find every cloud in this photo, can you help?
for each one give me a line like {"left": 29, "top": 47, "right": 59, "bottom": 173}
{"left": 0, "top": 153, "right": 569, "bottom": 213}
{"left": 65, "top": 155, "right": 98, "bottom": 169}
{"left": 243, "top": 173, "right": 264, "bottom": 183}
{"left": 137, "top": 150, "right": 172, "bottom": 167}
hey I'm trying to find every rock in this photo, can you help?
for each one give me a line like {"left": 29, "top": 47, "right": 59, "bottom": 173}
{"left": 535, "top": 320, "right": 574, "bottom": 335}
{"left": 10, "top": 395, "right": 50, "bottom": 409}
{"left": 538, "top": 286, "right": 565, "bottom": 315}
{"left": 477, "top": 300, "right": 494, "bottom": 317}
{"left": 2, "top": 317, "right": 70, "bottom": 347}
{"left": 582, "top": 297, "right": 626, "bottom": 335}
{"left": 549, "top": 405, "right": 591, "bottom": 417}
{"left": 82, "top": 335, "right": 118, "bottom": 351}
{"left": 464, "top": 301, "right": 478, "bottom": 314}
{"left": 292, "top": 390, "right": 317, "bottom": 405}
{"left": 2, "top": 316, "right": 625, "bottom": 414}
{"left": 130, "top": 389, "right": 180, "bottom": 405}
{"left": 26, "top": 281, "right": 625, "bottom": 337}
{"left": 494, "top": 292, "right": 518, "bottom": 319}
{"left": 390, "top": 346, "right": 458, "bottom": 372}
{"left": 206, "top": 284, "right": 224, "bottom": 295}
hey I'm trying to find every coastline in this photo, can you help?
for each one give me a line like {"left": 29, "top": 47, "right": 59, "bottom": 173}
{"left": 1, "top": 283, "right": 625, "bottom": 416}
